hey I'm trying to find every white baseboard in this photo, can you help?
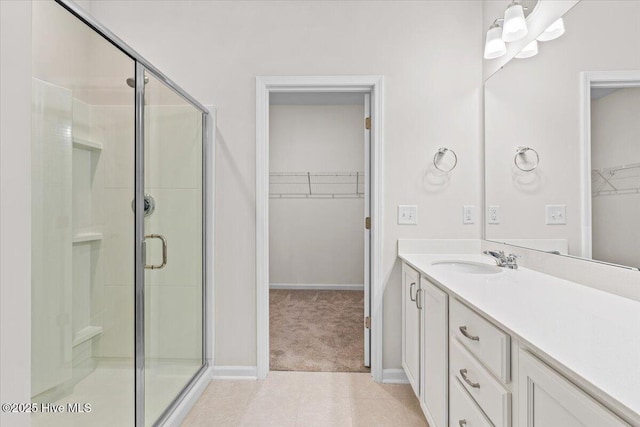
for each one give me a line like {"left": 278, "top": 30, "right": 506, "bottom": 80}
{"left": 270, "top": 283, "right": 364, "bottom": 291}
{"left": 212, "top": 365, "right": 258, "bottom": 380}
{"left": 382, "top": 368, "right": 409, "bottom": 384}
{"left": 162, "top": 366, "right": 212, "bottom": 426}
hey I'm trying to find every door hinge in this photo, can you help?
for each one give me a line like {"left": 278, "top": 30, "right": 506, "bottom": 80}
{"left": 364, "top": 316, "right": 371, "bottom": 329}
{"left": 365, "top": 117, "right": 371, "bottom": 130}
{"left": 365, "top": 217, "right": 371, "bottom": 230}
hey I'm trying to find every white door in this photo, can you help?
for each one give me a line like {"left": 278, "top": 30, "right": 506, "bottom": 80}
{"left": 363, "top": 92, "right": 371, "bottom": 367}
{"left": 402, "top": 264, "right": 421, "bottom": 395}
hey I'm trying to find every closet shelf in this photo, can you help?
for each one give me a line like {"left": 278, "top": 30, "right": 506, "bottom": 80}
{"left": 270, "top": 171, "right": 365, "bottom": 199}
{"left": 592, "top": 162, "right": 640, "bottom": 197}
{"left": 72, "top": 326, "right": 103, "bottom": 347}
{"left": 73, "top": 137, "right": 103, "bottom": 151}
{"left": 72, "top": 232, "right": 103, "bottom": 244}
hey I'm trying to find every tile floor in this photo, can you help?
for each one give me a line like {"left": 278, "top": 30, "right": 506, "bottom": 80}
{"left": 181, "top": 371, "right": 428, "bottom": 427}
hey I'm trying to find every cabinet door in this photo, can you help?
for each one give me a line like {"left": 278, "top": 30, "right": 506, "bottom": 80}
{"left": 421, "top": 278, "right": 448, "bottom": 427}
{"left": 402, "top": 263, "right": 421, "bottom": 396}
{"left": 518, "top": 349, "right": 629, "bottom": 427}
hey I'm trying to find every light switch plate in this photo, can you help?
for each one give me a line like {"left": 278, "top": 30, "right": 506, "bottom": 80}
{"left": 488, "top": 205, "right": 500, "bottom": 224}
{"left": 463, "top": 205, "right": 476, "bottom": 224}
{"left": 398, "top": 205, "right": 418, "bottom": 225}
{"left": 546, "top": 204, "right": 566, "bottom": 225}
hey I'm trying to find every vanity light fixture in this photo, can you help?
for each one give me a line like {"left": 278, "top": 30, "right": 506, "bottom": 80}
{"left": 515, "top": 39, "right": 538, "bottom": 59}
{"left": 484, "top": 20, "right": 507, "bottom": 59}
{"left": 537, "top": 17, "right": 565, "bottom": 42}
{"left": 502, "top": 1, "right": 528, "bottom": 42}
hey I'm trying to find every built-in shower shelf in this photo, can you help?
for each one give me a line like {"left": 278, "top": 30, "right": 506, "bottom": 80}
{"left": 72, "top": 326, "right": 103, "bottom": 347}
{"left": 73, "top": 137, "right": 103, "bottom": 151}
{"left": 72, "top": 232, "right": 103, "bottom": 244}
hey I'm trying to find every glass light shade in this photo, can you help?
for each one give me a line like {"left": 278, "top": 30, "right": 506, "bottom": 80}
{"left": 502, "top": 3, "right": 528, "bottom": 42}
{"left": 515, "top": 39, "right": 538, "bottom": 59}
{"left": 484, "top": 26, "right": 507, "bottom": 59}
{"left": 537, "top": 17, "right": 565, "bottom": 42}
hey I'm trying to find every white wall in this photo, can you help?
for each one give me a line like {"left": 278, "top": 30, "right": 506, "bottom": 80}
{"left": 89, "top": 0, "right": 483, "bottom": 369}
{"left": 484, "top": 0, "right": 640, "bottom": 257}
{"left": 270, "top": 104, "right": 364, "bottom": 286}
{"left": 591, "top": 88, "right": 640, "bottom": 268}
{"left": 0, "top": 2, "right": 32, "bottom": 426}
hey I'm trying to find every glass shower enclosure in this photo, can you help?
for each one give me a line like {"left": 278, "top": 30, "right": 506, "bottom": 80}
{"left": 30, "top": 1, "right": 210, "bottom": 426}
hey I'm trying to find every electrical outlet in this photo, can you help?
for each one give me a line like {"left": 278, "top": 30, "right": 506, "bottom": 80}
{"left": 463, "top": 205, "right": 476, "bottom": 224}
{"left": 546, "top": 204, "right": 566, "bottom": 225}
{"left": 488, "top": 205, "right": 500, "bottom": 224}
{"left": 398, "top": 205, "right": 418, "bottom": 225}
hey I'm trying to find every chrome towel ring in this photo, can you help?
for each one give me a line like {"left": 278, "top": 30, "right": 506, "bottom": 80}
{"left": 514, "top": 146, "right": 539, "bottom": 172}
{"left": 433, "top": 147, "right": 458, "bottom": 172}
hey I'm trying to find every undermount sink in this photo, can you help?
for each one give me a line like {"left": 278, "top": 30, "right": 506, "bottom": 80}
{"left": 431, "top": 260, "right": 502, "bottom": 275}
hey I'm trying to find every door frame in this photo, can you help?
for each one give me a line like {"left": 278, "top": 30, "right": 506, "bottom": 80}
{"left": 255, "top": 75, "right": 385, "bottom": 381}
{"left": 579, "top": 71, "right": 640, "bottom": 260}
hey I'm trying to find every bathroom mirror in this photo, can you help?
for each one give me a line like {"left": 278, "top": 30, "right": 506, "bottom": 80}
{"left": 484, "top": 0, "right": 640, "bottom": 269}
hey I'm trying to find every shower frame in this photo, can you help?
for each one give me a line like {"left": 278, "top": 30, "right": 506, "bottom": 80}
{"left": 53, "top": 1, "right": 213, "bottom": 426}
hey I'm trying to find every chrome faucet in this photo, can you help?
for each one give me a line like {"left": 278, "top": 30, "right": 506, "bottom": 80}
{"left": 483, "top": 250, "right": 519, "bottom": 269}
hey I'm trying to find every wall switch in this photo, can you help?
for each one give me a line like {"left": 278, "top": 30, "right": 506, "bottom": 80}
{"left": 488, "top": 205, "right": 500, "bottom": 224}
{"left": 546, "top": 204, "right": 566, "bottom": 225}
{"left": 398, "top": 205, "right": 418, "bottom": 225}
{"left": 463, "top": 205, "right": 476, "bottom": 224}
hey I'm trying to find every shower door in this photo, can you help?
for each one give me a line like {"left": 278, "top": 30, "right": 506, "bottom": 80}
{"left": 136, "top": 67, "right": 206, "bottom": 426}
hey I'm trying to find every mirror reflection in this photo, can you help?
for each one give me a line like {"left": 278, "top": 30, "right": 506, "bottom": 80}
{"left": 484, "top": 0, "right": 640, "bottom": 269}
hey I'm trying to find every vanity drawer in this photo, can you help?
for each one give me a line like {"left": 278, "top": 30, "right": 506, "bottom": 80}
{"left": 450, "top": 298, "right": 510, "bottom": 382}
{"left": 450, "top": 376, "right": 493, "bottom": 427}
{"left": 450, "top": 338, "right": 511, "bottom": 427}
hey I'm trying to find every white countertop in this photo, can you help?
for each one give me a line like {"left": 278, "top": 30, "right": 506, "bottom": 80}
{"left": 399, "top": 252, "right": 640, "bottom": 422}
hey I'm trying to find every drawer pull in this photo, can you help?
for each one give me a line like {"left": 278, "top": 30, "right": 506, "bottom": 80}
{"left": 416, "top": 288, "right": 423, "bottom": 310}
{"left": 460, "top": 369, "right": 480, "bottom": 389}
{"left": 459, "top": 421, "right": 467, "bottom": 427}
{"left": 409, "top": 282, "right": 416, "bottom": 302}
{"left": 459, "top": 326, "right": 480, "bottom": 341}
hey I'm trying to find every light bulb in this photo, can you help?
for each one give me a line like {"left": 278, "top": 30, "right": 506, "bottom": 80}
{"left": 502, "top": 2, "right": 528, "bottom": 42}
{"left": 515, "top": 40, "right": 538, "bottom": 59}
{"left": 537, "top": 17, "right": 565, "bottom": 42}
{"left": 484, "top": 25, "right": 507, "bottom": 59}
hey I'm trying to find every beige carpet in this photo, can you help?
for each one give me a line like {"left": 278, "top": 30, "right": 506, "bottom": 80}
{"left": 270, "top": 289, "right": 370, "bottom": 373}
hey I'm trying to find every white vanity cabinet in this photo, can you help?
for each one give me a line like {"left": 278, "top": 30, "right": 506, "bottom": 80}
{"left": 401, "top": 263, "right": 449, "bottom": 427}
{"left": 399, "top": 259, "right": 636, "bottom": 427}
{"left": 518, "top": 349, "right": 629, "bottom": 427}
{"left": 420, "top": 276, "right": 449, "bottom": 427}
{"left": 402, "top": 263, "right": 421, "bottom": 396}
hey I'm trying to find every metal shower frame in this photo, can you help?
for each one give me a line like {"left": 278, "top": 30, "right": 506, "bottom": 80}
{"left": 54, "top": 2, "right": 212, "bottom": 426}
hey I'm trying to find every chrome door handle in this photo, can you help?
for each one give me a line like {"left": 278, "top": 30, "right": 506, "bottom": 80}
{"left": 144, "top": 234, "right": 168, "bottom": 269}
{"left": 409, "top": 282, "right": 416, "bottom": 302}
{"left": 459, "top": 420, "right": 467, "bottom": 427}
{"left": 460, "top": 369, "right": 480, "bottom": 388}
{"left": 416, "top": 288, "right": 423, "bottom": 310}
{"left": 459, "top": 326, "right": 479, "bottom": 341}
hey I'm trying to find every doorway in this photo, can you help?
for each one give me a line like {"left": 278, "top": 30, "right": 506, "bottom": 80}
{"left": 268, "top": 92, "right": 369, "bottom": 372}
{"left": 256, "top": 76, "right": 384, "bottom": 381}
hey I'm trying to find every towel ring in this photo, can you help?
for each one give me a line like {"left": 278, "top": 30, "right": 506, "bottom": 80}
{"left": 514, "top": 146, "right": 539, "bottom": 172}
{"left": 433, "top": 148, "right": 457, "bottom": 172}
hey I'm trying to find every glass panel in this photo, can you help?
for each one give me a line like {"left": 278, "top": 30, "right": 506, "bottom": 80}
{"left": 143, "top": 70, "right": 204, "bottom": 426}
{"left": 31, "top": 1, "right": 135, "bottom": 426}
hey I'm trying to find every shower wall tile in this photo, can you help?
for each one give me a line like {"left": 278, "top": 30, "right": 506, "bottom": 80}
{"left": 145, "top": 106, "right": 202, "bottom": 190}
{"left": 97, "top": 105, "right": 135, "bottom": 189}
{"left": 102, "top": 188, "right": 134, "bottom": 287}
{"left": 95, "top": 285, "right": 134, "bottom": 359}
{"left": 145, "top": 285, "right": 202, "bottom": 360}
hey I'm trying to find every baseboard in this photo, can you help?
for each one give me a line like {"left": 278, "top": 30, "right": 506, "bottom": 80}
{"left": 212, "top": 365, "right": 258, "bottom": 380}
{"left": 270, "top": 283, "right": 364, "bottom": 291}
{"left": 382, "top": 368, "right": 409, "bottom": 384}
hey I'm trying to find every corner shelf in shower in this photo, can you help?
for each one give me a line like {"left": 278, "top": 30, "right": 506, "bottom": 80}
{"left": 72, "top": 326, "right": 103, "bottom": 347}
{"left": 72, "top": 232, "right": 103, "bottom": 244}
{"left": 72, "top": 137, "right": 103, "bottom": 151}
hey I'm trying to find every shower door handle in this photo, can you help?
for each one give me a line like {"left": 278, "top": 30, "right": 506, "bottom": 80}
{"left": 144, "top": 234, "right": 168, "bottom": 269}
